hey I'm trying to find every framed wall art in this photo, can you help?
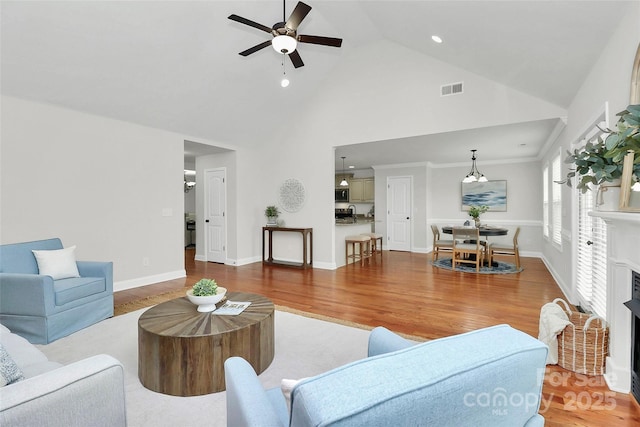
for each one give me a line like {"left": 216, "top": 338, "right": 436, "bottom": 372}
{"left": 461, "top": 180, "right": 507, "bottom": 211}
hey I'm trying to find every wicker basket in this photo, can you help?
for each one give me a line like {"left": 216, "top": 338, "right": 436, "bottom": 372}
{"left": 554, "top": 298, "right": 609, "bottom": 376}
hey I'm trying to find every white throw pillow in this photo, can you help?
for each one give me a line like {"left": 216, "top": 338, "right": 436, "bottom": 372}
{"left": 281, "top": 377, "right": 309, "bottom": 412}
{"left": 32, "top": 246, "right": 80, "bottom": 280}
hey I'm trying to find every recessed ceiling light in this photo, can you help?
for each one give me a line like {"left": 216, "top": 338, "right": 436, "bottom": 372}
{"left": 348, "top": 165, "right": 355, "bottom": 169}
{"left": 431, "top": 35, "right": 443, "bottom": 44}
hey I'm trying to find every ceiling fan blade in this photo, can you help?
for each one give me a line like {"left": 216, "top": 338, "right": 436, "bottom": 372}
{"left": 285, "top": 2, "right": 312, "bottom": 30}
{"left": 239, "top": 40, "right": 272, "bottom": 57}
{"left": 297, "top": 34, "right": 343, "bottom": 48}
{"left": 289, "top": 50, "right": 304, "bottom": 68}
{"left": 228, "top": 14, "right": 273, "bottom": 33}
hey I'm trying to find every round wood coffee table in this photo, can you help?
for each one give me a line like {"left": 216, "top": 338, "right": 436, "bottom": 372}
{"left": 138, "top": 291, "right": 274, "bottom": 396}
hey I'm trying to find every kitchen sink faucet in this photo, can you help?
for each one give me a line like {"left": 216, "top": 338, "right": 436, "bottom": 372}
{"left": 347, "top": 205, "right": 357, "bottom": 222}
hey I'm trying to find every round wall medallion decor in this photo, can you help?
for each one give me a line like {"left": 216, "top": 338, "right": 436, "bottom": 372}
{"left": 278, "top": 178, "right": 306, "bottom": 212}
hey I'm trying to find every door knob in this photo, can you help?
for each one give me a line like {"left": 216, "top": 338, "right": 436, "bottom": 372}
{"left": 406, "top": 217, "right": 410, "bottom": 220}
{"left": 205, "top": 219, "right": 210, "bottom": 223}
{"left": 586, "top": 240, "right": 593, "bottom": 245}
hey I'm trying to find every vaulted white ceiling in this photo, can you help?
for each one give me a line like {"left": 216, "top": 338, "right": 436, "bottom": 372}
{"left": 1, "top": 1, "right": 633, "bottom": 169}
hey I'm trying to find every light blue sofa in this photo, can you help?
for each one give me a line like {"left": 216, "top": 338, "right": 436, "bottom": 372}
{"left": 225, "top": 324, "right": 548, "bottom": 427}
{"left": 0, "top": 238, "right": 113, "bottom": 344}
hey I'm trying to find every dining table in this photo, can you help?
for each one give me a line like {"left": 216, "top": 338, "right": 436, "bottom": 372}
{"left": 441, "top": 226, "right": 509, "bottom": 267}
{"left": 440, "top": 226, "right": 509, "bottom": 238}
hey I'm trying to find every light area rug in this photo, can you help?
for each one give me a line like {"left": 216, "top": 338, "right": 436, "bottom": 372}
{"left": 36, "top": 309, "right": 372, "bottom": 427}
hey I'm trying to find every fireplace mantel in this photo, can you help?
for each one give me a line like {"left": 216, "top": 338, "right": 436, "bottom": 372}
{"left": 591, "top": 211, "right": 640, "bottom": 225}
{"left": 589, "top": 210, "right": 640, "bottom": 393}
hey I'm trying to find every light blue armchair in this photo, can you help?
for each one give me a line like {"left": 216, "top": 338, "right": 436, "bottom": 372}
{"left": 225, "top": 324, "right": 548, "bottom": 427}
{"left": 0, "top": 238, "right": 113, "bottom": 344}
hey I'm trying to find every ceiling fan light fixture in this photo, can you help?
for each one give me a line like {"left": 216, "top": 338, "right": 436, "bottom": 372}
{"left": 272, "top": 35, "right": 297, "bottom": 54}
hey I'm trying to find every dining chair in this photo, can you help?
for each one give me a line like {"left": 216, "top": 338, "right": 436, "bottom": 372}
{"left": 452, "top": 227, "right": 484, "bottom": 272}
{"left": 430, "top": 224, "right": 453, "bottom": 261}
{"left": 488, "top": 227, "right": 521, "bottom": 269}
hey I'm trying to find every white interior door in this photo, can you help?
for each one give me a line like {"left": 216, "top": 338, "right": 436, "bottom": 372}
{"left": 387, "top": 176, "right": 412, "bottom": 251}
{"left": 205, "top": 168, "right": 226, "bottom": 263}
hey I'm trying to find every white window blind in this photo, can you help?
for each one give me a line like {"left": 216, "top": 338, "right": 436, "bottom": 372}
{"left": 543, "top": 165, "right": 549, "bottom": 238}
{"left": 551, "top": 155, "right": 562, "bottom": 247}
{"left": 574, "top": 120, "right": 608, "bottom": 319}
{"left": 576, "top": 188, "right": 608, "bottom": 318}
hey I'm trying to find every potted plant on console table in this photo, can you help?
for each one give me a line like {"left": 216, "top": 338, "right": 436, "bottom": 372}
{"left": 558, "top": 104, "right": 640, "bottom": 210}
{"left": 265, "top": 205, "right": 280, "bottom": 226}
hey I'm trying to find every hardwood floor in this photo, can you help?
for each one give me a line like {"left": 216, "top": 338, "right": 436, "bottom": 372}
{"left": 115, "top": 249, "right": 640, "bottom": 426}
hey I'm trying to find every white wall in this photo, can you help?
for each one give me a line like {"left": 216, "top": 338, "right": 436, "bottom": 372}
{"left": 292, "top": 40, "right": 566, "bottom": 147}
{"left": 1, "top": 96, "right": 187, "bottom": 290}
{"left": 428, "top": 160, "right": 543, "bottom": 255}
{"left": 540, "top": 3, "right": 640, "bottom": 302}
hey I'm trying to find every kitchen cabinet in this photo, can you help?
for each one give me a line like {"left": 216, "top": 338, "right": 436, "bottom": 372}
{"left": 349, "top": 178, "right": 374, "bottom": 202}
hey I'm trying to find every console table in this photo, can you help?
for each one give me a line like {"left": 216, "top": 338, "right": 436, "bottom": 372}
{"left": 262, "top": 227, "right": 313, "bottom": 268}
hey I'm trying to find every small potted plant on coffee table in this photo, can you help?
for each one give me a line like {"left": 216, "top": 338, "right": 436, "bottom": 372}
{"left": 186, "top": 278, "right": 227, "bottom": 312}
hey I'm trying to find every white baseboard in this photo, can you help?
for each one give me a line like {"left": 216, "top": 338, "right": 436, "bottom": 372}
{"left": 114, "top": 270, "right": 185, "bottom": 292}
{"left": 193, "top": 254, "right": 246, "bottom": 267}
{"left": 312, "top": 261, "right": 336, "bottom": 270}
{"left": 540, "top": 255, "right": 575, "bottom": 304}
{"left": 235, "top": 256, "right": 262, "bottom": 266}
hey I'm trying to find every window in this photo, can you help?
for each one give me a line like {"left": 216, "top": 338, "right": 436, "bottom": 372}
{"left": 576, "top": 180, "right": 608, "bottom": 317}
{"left": 574, "top": 122, "right": 609, "bottom": 318}
{"left": 551, "top": 154, "right": 562, "bottom": 247}
{"left": 542, "top": 165, "right": 549, "bottom": 238}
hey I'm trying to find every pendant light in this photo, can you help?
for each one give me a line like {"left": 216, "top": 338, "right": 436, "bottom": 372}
{"left": 339, "top": 156, "right": 349, "bottom": 187}
{"left": 462, "top": 149, "right": 488, "bottom": 183}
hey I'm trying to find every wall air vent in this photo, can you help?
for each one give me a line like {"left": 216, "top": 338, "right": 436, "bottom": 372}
{"left": 441, "top": 82, "right": 464, "bottom": 96}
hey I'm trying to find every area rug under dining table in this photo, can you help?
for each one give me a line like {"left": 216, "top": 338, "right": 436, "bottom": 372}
{"left": 431, "top": 257, "right": 522, "bottom": 274}
{"left": 36, "top": 308, "right": 376, "bottom": 427}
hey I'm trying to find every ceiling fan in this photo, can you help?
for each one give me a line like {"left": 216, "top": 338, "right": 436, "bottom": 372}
{"left": 228, "top": 1, "right": 342, "bottom": 69}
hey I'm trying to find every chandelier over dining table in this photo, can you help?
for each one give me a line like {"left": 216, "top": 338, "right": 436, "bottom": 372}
{"left": 462, "top": 149, "right": 488, "bottom": 183}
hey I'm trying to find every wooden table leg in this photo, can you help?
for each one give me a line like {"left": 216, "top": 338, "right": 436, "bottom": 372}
{"left": 302, "top": 230, "right": 308, "bottom": 268}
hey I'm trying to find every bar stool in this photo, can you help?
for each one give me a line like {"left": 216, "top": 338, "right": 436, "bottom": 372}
{"left": 360, "top": 232, "right": 383, "bottom": 256}
{"left": 345, "top": 235, "right": 371, "bottom": 265}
